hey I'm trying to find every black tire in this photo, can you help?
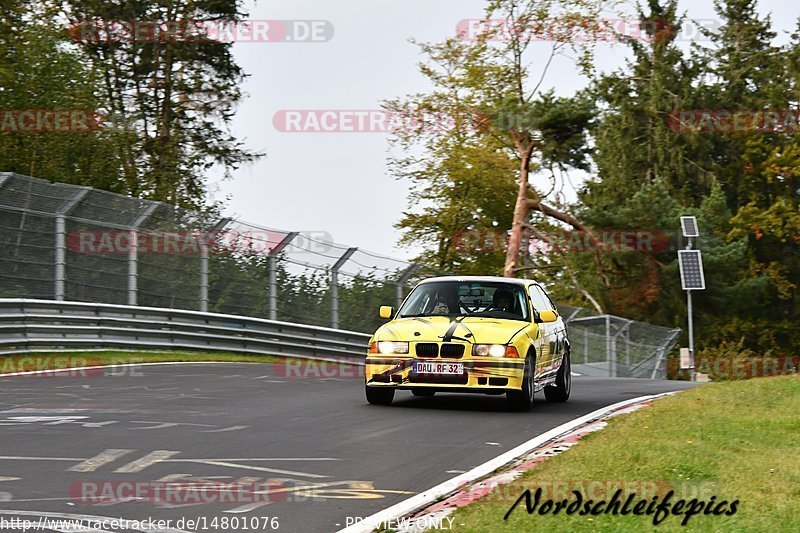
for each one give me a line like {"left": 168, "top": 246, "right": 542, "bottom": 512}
{"left": 544, "top": 350, "right": 571, "bottom": 402}
{"left": 412, "top": 389, "right": 436, "bottom": 397}
{"left": 507, "top": 352, "right": 535, "bottom": 411}
{"left": 365, "top": 385, "right": 395, "bottom": 405}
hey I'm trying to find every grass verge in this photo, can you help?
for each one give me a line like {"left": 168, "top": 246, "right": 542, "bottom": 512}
{"left": 0, "top": 350, "right": 284, "bottom": 374}
{"left": 439, "top": 375, "right": 800, "bottom": 532}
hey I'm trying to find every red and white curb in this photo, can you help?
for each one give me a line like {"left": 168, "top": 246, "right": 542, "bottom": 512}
{"left": 338, "top": 392, "right": 679, "bottom": 533}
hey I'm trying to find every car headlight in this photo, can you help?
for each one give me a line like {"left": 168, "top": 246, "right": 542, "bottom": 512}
{"left": 472, "top": 344, "right": 507, "bottom": 357}
{"left": 376, "top": 341, "right": 409, "bottom": 354}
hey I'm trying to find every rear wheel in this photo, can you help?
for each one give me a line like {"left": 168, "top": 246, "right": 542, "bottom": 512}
{"left": 544, "top": 350, "right": 571, "bottom": 402}
{"left": 365, "top": 385, "right": 395, "bottom": 405}
{"left": 412, "top": 389, "right": 436, "bottom": 397}
{"left": 507, "top": 352, "right": 535, "bottom": 411}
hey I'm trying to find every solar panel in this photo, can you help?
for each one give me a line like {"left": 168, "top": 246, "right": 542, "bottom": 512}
{"left": 680, "top": 216, "right": 699, "bottom": 238}
{"left": 678, "top": 250, "right": 706, "bottom": 290}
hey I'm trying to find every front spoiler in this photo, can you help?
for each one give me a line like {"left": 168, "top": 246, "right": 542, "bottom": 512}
{"left": 366, "top": 384, "right": 511, "bottom": 395}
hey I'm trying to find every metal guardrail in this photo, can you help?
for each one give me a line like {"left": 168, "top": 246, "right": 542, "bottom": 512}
{"left": 0, "top": 299, "right": 679, "bottom": 379}
{"left": 0, "top": 299, "right": 372, "bottom": 362}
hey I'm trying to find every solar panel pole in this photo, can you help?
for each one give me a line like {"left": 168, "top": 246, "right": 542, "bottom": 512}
{"left": 685, "top": 228, "right": 696, "bottom": 382}
{"left": 606, "top": 315, "right": 613, "bottom": 377}
{"left": 687, "top": 289, "right": 695, "bottom": 382}
{"left": 679, "top": 217, "right": 703, "bottom": 382}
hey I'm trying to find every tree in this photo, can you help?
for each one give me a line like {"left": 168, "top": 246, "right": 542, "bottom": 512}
{"left": 579, "top": 0, "right": 798, "bottom": 352}
{"left": 62, "top": 0, "right": 262, "bottom": 208}
{"left": 389, "top": 0, "right": 606, "bottom": 281}
{"left": 697, "top": 0, "right": 798, "bottom": 350}
{"left": 0, "top": 1, "right": 121, "bottom": 187}
{"left": 574, "top": 0, "right": 705, "bottom": 314}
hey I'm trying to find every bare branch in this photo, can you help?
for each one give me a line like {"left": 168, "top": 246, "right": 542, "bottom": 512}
{"left": 525, "top": 199, "right": 611, "bottom": 287}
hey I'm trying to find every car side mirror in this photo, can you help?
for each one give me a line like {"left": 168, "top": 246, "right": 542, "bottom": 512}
{"left": 379, "top": 306, "right": 395, "bottom": 319}
{"left": 538, "top": 310, "right": 558, "bottom": 323}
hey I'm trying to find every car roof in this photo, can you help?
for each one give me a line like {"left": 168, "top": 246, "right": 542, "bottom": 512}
{"left": 416, "top": 276, "right": 535, "bottom": 287}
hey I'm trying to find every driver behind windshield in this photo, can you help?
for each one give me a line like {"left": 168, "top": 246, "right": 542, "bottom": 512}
{"left": 491, "top": 288, "right": 515, "bottom": 313}
{"left": 431, "top": 285, "right": 460, "bottom": 315}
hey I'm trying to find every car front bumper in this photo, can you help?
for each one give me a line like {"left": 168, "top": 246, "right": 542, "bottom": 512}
{"left": 365, "top": 357, "right": 526, "bottom": 391}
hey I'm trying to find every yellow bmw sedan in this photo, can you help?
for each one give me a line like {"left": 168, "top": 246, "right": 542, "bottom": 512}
{"left": 364, "top": 276, "right": 571, "bottom": 411}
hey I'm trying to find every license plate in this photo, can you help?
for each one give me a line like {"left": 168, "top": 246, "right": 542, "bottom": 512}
{"left": 413, "top": 362, "right": 464, "bottom": 374}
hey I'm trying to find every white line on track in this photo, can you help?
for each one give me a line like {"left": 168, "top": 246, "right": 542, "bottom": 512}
{"left": 0, "top": 457, "right": 83, "bottom": 461}
{"left": 114, "top": 450, "right": 180, "bottom": 473}
{"left": 169, "top": 458, "right": 340, "bottom": 462}
{"left": 179, "top": 460, "right": 329, "bottom": 479}
{"left": 68, "top": 449, "right": 133, "bottom": 472}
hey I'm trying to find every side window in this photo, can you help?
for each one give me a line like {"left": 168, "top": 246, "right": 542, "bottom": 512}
{"left": 528, "top": 285, "right": 549, "bottom": 313}
{"left": 538, "top": 285, "right": 558, "bottom": 312}
{"left": 531, "top": 285, "right": 553, "bottom": 311}
{"left": 514, "top": 288, "right": 530, "bottom": 320}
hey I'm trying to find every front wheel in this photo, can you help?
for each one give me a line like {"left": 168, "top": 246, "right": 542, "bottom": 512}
{"left": 365, "top": 385, "right": 395, "bottom": 405}
{"left": 507, "top": 353, "right": 535, "bottom": 411}
{"left": 544, "top": 350, "right": 571, "bottom": 402}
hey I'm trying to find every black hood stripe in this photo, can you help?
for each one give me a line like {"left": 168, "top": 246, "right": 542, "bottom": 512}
{"left": 441, "top": 315, "right": 472, "bottom": 342}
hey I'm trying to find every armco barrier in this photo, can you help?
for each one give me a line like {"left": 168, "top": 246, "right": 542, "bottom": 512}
{"left": 0, "top": 299, "right": 371, "bottom": 361}
{"left": 0, "top": 299, "right": 680, "bottom": 379}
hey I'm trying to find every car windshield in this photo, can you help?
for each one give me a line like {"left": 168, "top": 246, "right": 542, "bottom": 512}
{"left": 398, "top": 281, "right": 529, "bottom": 321}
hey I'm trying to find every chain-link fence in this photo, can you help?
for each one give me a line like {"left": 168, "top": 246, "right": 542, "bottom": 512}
{"left": 0, "top": 172, "right": 439, "bottom": 334}
{"left": 0, "top": 172, "right": 679, "bottom": 377}
{"left": 558, "top": 304, "right": 680, "bottom": 379}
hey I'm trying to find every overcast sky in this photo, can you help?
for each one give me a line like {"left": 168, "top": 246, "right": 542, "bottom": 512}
{"left": 210, "top": 0, "right": 797, "bottom": 260}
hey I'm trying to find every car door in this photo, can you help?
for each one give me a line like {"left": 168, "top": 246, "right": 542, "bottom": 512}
{"left": 539, "top": 285, "right": 567, "bottom": 373}
{"left": 528, "top": 284, "right": 556, "bottom": 377}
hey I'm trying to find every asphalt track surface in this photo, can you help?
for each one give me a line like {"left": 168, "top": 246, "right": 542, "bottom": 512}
{"left": 0, "top": 363, "right": 695, "bottom": 533}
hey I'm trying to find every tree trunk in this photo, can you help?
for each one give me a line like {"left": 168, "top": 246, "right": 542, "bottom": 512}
{"left": 503, "top": 140, "right": 535, "bottom": 277}
{"left": 502, "top": 175, "right": 612, "bottom": 288}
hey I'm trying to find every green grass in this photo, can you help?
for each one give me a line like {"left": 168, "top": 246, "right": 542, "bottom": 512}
{"left": 439, "top": 375, "right": 800, "bottom": 532}
{"left": 0, "top": 350, "right": 283, "bottom": 374}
